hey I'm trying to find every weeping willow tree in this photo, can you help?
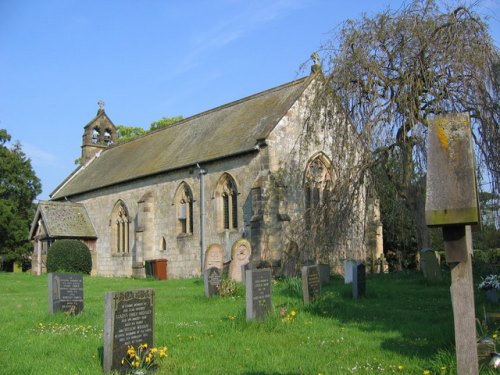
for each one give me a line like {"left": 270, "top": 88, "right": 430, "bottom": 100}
{"left": 302, "top": 0, "right": 500, "bottom": 264}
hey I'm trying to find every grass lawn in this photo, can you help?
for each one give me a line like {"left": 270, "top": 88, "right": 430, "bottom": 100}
{"left": 0, "top": 271, "right": 497, "bottom": 374}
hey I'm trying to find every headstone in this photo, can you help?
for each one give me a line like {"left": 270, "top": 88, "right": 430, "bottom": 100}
{"left": 48, "top": 273, "right": 84, "bottom": 315}
{"left": 103, "top": 288, "right": 155, "bottom": 374}
{"left": 420, "top": 249, "right": 442, "bottom": 282}
{"left": 302, "top": 265, "right": 321, "bottom": 305}
{"left": 228, "top": 239, "right": 251, "bottom": 282}
{"left": 204, "top": 244, "right": 224, "bottom": 297}
{"left": 318, "top": 264, "right": 330, "bottom": 285}
{"left": 246, "top": 268, "right": 272, "bottom": 320}
{"left": 352, "top": 263, "right": 366, "bottom": 299}
{"left": 344, "top": 259, "right": 356, "bottom": 284}
{"left": 241, "top": 262, "right": 253, "bottom": 286}
{"left": 204, "top": 267, "right": 222, "bottom": 297}
{"left": 204, "top": 243, "right": 224, "bottom": 270}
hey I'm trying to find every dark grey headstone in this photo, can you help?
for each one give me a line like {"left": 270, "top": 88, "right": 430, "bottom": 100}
{"left": 302, "top": 265, "right": 321, "bottom": 305}
{"left": 246, "top": 268, "right": 272, "bottom": 320}
{"left": 48, "top": 273, "right": 84, "bottom": 315}
{"left": 103, "top": 288, "right": 155, "bottom": 373}
{"left": 204, "top": 267, "right": 222, "bottom": 297}
{"left": 352, "top": 263, "right": 366, "bottom": 299}
{"left": 421, "top": 249, "right": 442, "bottom": 282}
{"left": 318, "top": 264, "right": 330, "bottom": 285}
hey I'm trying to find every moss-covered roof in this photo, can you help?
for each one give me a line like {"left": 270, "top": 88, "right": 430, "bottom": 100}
{"left": 29, "top": 201, "right": 97, "bottom": 239}
{"left": 51, "top": 75, "right": 312, "bottom": 199}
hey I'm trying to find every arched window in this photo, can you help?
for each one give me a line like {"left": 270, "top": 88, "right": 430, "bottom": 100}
{"left": 304, "top": 155, "right": 333, "bottom": 228}
{"left": 175, "top": 183, "right": 194, "bottom": 235}
{"left": 111, "top": 201, "right": 130, "bottom": 254}
{"left": 104, "top": 129, "right": 112, "bottom": 145}
{"left": 91, "top": 128, "right": 100, "bottom": 144}
{"left": 216, "top": 174, "right": 238, "bottom": 230}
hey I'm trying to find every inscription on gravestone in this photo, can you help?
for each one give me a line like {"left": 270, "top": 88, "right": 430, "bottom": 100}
{"left": 302, "top": 265, "right": 321, "bottom": 305}
{"left": 246, "top": 268, "right": 272, "bottom": 320}
{"left": 103, "top": 288, "right": 154, "bottom": 373}
{"left": 353, "top": 263, "right": 366, "bottom": 299}
{"left": 204, "top": 267, "right": 222, "bottom": 297}
{"left": 48, "top": 273, "right": 84, "bottom": 315}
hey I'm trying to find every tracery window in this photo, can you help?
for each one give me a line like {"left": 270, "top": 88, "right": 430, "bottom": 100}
{"left": 304, "top": 155, "right": 333, "bottom": 228}
{"left": 216, "top": 174, "right": 238, "bottom": 230}
{"left": 111, "top": 201, "right": 130, "bottom": 254}
{"left": 104, "top": 129, "right": 112, "bottom": 145}
{"left": 175, "top": 183, "right": 194, "bottom": 235}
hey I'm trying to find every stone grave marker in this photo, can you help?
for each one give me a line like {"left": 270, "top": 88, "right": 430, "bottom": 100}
{"left": 228, "top": 239, "right": 251, "bottom": 282}
{"left": 420, "top": 249, "right": 442, "bottom": 282}
{"left": 352, "top": 263, "right": 366, "bottom": 299}
{"left": 204, "top": 243, "right": 224, "bottom": 270}
{"left": 103, "top": 288, "right": 154, "bottom": 373}
{"left": 48, "top": 272, "right": 84, "bottom": 315}
{"left": 318, "top": 264, "right": 330, "bottom": 285}
{"left": 246, "top": 268, "right": 272, "bottom": 320}
{"left": 204, "top": 244, "right": 224, "bottom": 297}
{"left": 344, "top": 259, "right": 356, "bottom": 284}
{"left": 302, "top": 265, "right": 321, "bottom": 305}
{"left": 204, "top": 267, "right": 222, "bottom": 297}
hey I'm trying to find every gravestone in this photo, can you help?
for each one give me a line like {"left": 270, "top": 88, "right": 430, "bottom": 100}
{"left": 204, "top": 267, "right": 222, "bottom": 297}
{"left": 204, "top": 244, "right": 224, "bottom": 297}
{"left": 103, "top": 288, "right": 154, "bottom": 374}
{"left": 228, "top": 239, "right": 251, "bottom": 282}
{"left": 246, "top": 268, "right": 272, "bottom": 320}
{"left": 420, "top": 249, "right": 442, "bottom": 282}
{"left": 352, "top": 263, "right": 366, "bottom": 299}
{"left": 204, "top": 243, "right": 224, "bottom": 270}
{"left": 302, "top": 265, "right": 321, "bottom": 305}
{"left": 344, "top": 259, "right": 356, "bottom": 284}
{"left": 48, "top": 273, "right": 84, "bottom": 315}
{"left": 318, "top": 264, "right": 330, "bottom": 285}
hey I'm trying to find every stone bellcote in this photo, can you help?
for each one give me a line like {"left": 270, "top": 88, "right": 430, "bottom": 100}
{"left": 81, "top": 101, "right": 117, "bottom": 164}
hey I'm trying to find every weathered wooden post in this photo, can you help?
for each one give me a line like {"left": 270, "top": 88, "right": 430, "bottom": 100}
{"left": 425, "top": 113, "right": 480, "bottom": 375}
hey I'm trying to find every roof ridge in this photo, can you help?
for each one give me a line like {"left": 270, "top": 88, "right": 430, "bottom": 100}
{"left": 107, "top": 75, "right": 311, "bottom": 147}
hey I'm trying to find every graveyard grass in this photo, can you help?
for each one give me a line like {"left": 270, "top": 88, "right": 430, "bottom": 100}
{"left": 0, "top": 271, "right": 498, "bottom": 374}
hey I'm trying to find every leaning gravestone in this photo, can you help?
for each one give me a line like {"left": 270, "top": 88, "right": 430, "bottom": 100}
{"left": 352, "top": 263, "right": 366, "bottom": 299}
{"left": 204, "top": 244, "right": 224, "bottom": 297}
{"left": 103, "top": 288, "right": 155, "bottom": 373}
{"left": 48, "top": 272, "right": 84, "bottom": 315}
{"left": 302, "top": 265, "right": 321, "bottom": 305}
{"left": 421, "top": 249, "right": 442, "bottom": 282}
{"left": 228, "top": 239, "right": 251, "bottom": 282}
{"left": 344, "top": 259, "right": 356, "bottom": 284}
{"left": 246, "top": 268, "right": 272, "bottom": 320}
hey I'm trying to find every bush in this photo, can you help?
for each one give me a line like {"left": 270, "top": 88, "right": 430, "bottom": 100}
{"left": 46, "top": 240, "right": 92, "bottom": 274}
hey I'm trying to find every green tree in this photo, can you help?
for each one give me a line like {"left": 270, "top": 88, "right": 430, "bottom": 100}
{"left": 0, "top": 129, "right": 42, "bottom": 266}
{"left": 115, "top": 116, "right": 184, "bottom": 143}
{"left": 150, "top": 116, "right": 183, "bottom": 131}
{"left": 314, "top": 0, "right": 500, "bottom": 263}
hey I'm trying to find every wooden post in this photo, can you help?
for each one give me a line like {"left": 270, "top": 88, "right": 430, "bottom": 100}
{"left": 426, "top": 113, "right": 480, "bottom": 375}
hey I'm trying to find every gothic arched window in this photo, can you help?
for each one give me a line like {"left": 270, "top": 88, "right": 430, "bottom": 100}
{"left": 104, "top": 129, "right": 112, "bottom": 145}
{"left": 175, "top": 183, "right": 194, "bottom": 235}
{"left": 216, "top": 174, "right": 238, "bottom": 231}
{"left": 111, "top": 200, "right": 130, "bottom": 254}
{"left": 304, "top": 155, "right": 333, "bottom": 228}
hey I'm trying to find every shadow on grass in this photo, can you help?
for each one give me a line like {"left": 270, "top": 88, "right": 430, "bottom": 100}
{"left": 300, "top": 271, "right": 455, "bottom": 359}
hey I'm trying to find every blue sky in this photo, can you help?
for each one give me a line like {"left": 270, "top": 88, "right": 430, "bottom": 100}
{"left": 1, "top": 0, "right": 499, "bottom": 201}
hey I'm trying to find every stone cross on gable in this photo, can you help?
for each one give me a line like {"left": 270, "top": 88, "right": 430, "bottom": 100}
{"left": 98, "top": 99, "right": 105, "bottom": 110}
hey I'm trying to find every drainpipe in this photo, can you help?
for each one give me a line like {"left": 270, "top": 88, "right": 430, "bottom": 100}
{"left": 197, "top": 163, "right": 208, "bottom": 274}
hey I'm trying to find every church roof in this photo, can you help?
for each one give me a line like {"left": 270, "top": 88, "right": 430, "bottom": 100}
{"left": 51, "top": 75, "right": 312, "bottom": 199}
{"left": 29, "top": 201, "right": 97, "bottom": 239}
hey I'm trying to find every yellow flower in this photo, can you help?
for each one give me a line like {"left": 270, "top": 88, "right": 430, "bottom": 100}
{"left": 493, "top": 333, "right": 498, "bottom": 340}
{"left": 140, "top": 343, "right": 148, "bottom": 349}
{"left": 121, "top": 359, "right": 125, "bottom": 365}
{"left": 291, "top": 310, "right": 297, "bottom": 317}
{"left": 398, "top": 365, "right": 404, "bottom": 371}
{"left": 151, "top": 347, "right": 158, "bottom": 354}
{"left": 423, "top": 370, "right": 431, "bottom": 375}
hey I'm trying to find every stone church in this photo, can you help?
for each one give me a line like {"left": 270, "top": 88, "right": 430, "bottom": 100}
{"left": 30, "top": 67, "right": 383, "bottom": 278}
